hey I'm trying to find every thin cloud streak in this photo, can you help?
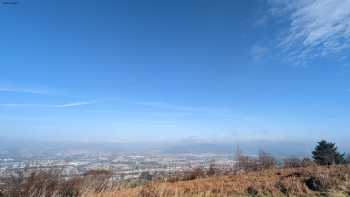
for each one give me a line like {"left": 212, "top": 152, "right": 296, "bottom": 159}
{"left": 0, "top": 101, "right": 95, "bottom": 108}
{"left": 0, "top": 95, "right": 232, "bottom": 117}
{"left": 0, "top": 104, "right": 51, "bottom": 107}
{"left": 99, "top": 97, "right": 231, "bottom": 114}
{"left": 0, "top": 86, "right": 51, "bottom": 95}
{"left": 134, "top": 101, "right": 231, "bottom": 114}
{"left": 55, "top": 101, "right": 95, "bottom": 108}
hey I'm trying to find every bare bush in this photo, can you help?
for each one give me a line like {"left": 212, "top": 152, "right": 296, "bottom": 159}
{"left": 82, "top": 169, "right": 113, "bottom": 193}
{"left": 207, "top": 163, "right": 216, "bottom": 176}
{"left": 0, "top": 168, "right": 114, "bottom": 197}
{"left": 305, "top": 174, "right": 337, "bottom": 192}
{"left": 301, "top": 157, "right": 316, "bottom": 167}
{"left": 1, "top": 169, "right": 63, "bottom": 197}
{"left": 284, "top": 157, "right": 303, "bottom": 168}
{"left": 257, "top": 150, "right": 276, "bottom": 170}
{"left": 237, "top": 155, "right": 259, "bottom": 172}
{"left": 182, "top": 168, "right": 205, "bottom": 181}
{"left": 235, "top": 150, "right": 276, "bottom": 173}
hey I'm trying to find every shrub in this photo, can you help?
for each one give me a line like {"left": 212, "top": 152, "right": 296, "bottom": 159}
{"left": 2, "top": 169, "right": 62, "bottom": 197}
{"left": 207, "top": 163, "right": 216, "bottom": 176}
{"left": 237, "top": 155, "right": 259, "bottom": 172}
{"left": 139, "top": 184, "right": 158, "bottom": 197}
{"left": 305, "top": 172, "right": 339, "bottom": 192}
{"left": 183, "top": 168, "right": 205, "bottom": 181}
{"left": 140, "top": 171, "right": 153, "bottom": 181}
{"left": 312, "top": 140, "right": 345, "bottom": 165}
{"left": 247, "top": 186, "right": 259, "bottom": 196}
{"left": 0, "top": 168, "right": 115, "bottom": 197}
{"left": 276, "top": 176, "right": 308, "bottom": 195}
{"left": 257, "top": 150, "right": 276, "bottom": 170}
{"left": 284, "top": 157, "right": 303, "bottom": 168}
{"left": 301, "top": 157, "right": 315, "bottom": 167}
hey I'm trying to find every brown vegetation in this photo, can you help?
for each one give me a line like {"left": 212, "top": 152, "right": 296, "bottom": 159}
{"left": 0, "top": 169, "right": 115, "bottom": 197}
{"left": 1, "top": 165, "right": 350, "bottom": 197}
{"left": 102, "top": 165, "right": 350, "bottom": 197}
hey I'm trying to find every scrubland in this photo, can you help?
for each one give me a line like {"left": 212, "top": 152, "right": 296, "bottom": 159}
{"left": 1, "top": 165, "right": 350, "bottom": 197}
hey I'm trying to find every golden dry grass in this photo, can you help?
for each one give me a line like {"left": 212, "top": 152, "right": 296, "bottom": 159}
{"left": 82, "top": 165, "right": 350, "bottom": 197}
{"left": 2, "top": 165, "right": 350, "bottom": 197}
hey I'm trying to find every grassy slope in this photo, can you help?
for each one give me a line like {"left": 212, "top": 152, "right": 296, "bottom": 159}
{"left": 83, "top": 165, "right": 350, "bottom": 197}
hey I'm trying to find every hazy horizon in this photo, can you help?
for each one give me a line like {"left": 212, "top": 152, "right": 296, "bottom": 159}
{"left": 1, "top": 0, "right": 350, "bottom": 144}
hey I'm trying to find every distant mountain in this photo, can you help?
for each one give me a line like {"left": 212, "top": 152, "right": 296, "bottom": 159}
{"left": 0, "top": 138, "right": 325, "bottom": 157}
{"left": 162, "top": 139, "right": 313, "bottom": 157}
{"left": 163, "top": 143, "right": 233, "bottom": 154}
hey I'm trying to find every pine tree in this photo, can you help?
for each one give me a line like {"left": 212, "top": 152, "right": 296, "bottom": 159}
{"left": 312, "top": 140, "right": 345, "bottom": 165}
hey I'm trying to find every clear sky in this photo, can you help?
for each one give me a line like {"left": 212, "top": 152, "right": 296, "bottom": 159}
{"left": 1, "top": 0, "right": 350, "bottom": 143}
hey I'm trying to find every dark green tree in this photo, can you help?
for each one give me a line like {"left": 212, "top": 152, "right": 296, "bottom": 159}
{"left": 312, "top": 140, "right": 345, "bottom": 165}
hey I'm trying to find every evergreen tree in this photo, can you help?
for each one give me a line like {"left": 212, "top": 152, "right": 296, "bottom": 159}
{"left": 312, "top": 140, "right": 345, "bottom": 165}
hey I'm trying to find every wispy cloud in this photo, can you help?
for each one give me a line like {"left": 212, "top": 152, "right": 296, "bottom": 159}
{"left": 0, "top": 104, "right": 50, "bottom": 107}
{"left": 74, "top": 97, "right": 231, "bottom": 115}
{"left": 268, "top": 0, "right": 350, "bottom": 63}
{"left": 0, "top": 95, "right": 232, "bottom": 118}
{"left": 133, "top": 101, "right": 233, "bottom": 117}
{"left": 0, "top": 101, "right": 95, "bottom": 108}
{"left": 0, "top": 85, "right": 51, "bottom": 95}
{"left": 55, "top": 101, "right": 95, "bottom": 108}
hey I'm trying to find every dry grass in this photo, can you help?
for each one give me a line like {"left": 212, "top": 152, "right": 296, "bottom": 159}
{"left": 83, "top": 165, "right": 350, "bottom": 197}
{"left": 1, "top": 165, "right": 350, "bottom": 197}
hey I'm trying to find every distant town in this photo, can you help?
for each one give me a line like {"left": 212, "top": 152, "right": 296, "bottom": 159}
{"left": 0, "top": 148, "right": 235, "bottom": 182}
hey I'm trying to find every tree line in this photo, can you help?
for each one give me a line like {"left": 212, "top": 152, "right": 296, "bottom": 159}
{"left": 236, "top": 140, "right": 348, "bottom": 172}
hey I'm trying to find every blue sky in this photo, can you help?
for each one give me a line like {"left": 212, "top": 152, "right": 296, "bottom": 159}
{"left": 1, "top": 0, "right": 350, "bottom": 143}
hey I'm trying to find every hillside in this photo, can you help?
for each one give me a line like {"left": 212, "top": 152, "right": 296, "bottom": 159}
{"left": 2, "top": 164, "right": 350, "bottom": 196}
{"left": 86, "top": 166, "right": 350, "bottom": 197}
{"left": 81, "top": 165, "right": 350, "bottom": 197}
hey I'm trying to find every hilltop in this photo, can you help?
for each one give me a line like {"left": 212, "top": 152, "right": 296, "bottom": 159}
{"left": 82, "top": 165, "right": 350, "bottom": 197}
{"left": 2, "top": 164, "right": 350, "bottom": 197}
